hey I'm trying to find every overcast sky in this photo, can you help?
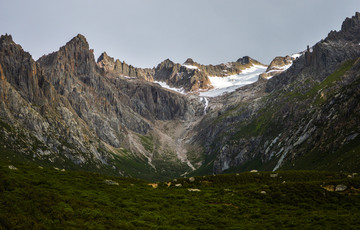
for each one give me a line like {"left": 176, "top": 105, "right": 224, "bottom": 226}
{"left": 0, "top": 0, "right": 359, "bottom": 67}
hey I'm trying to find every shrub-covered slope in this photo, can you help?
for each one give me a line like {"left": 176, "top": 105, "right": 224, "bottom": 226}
{"left": 1, "top": 161, "right": 360, "bottom": 229}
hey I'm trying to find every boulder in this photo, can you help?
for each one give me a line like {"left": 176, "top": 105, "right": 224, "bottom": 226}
{"left": 188, "top": 188, "right": 201, "bottom": 192}
{"left": 8, "top": 165, "right": 17, "bottom": 170}
{"left": 321, "top": 185, "right": 335, "bottom": 192}
{"left": 104, "top": 180, "right": 119, "bottom": 186}
{"left": 270, "top": 173, "right": 278, "bottom": 178}
{"left": 148, "top": 183, "right": 158, "bottom": 188}
{"left": 335, "top": 184, "right": 347, "bottom": 192}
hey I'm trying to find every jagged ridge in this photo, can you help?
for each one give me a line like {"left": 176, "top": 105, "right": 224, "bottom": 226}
{"left": 96, "top": 51, "right": 266, "bottom": 92}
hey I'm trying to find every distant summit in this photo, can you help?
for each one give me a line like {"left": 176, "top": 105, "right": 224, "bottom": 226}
{"left": 95, "top": 51, "right": 267, "bottom": 93}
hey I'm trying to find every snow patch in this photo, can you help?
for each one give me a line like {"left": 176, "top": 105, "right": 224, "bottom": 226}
{"left": 200, "top": 97, "right": 209, "bottom": 114}
{"left": 154, "top": 81, "right": 186, "bottom": 94}
{"left": 291, "top": 53, "right": 302, "bottom": 59}
{"left": 203, "top": 97, "right": 208, "bottom": 114}
{"left": 267, "top": 63, "right": 292, "bottom": 73}
{"left": 123, "top": 76, "right": 136, "bottom": 79}
{"left": 199, "top": 65, "right": 267, "bottom": 97}
{"left": 182, "top": 64, "right": 199, "bottom": 70}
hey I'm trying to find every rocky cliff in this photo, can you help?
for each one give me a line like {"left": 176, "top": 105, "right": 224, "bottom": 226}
{"left": 0, "top": 34, "right": 205, "bottom": 180}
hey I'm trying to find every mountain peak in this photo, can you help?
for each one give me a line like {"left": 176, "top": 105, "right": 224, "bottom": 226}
{"left": 97, "top": 52, "right": 116, "bottom": 72}
{"left": 76, "top": 33, "right": 86, "bottom": 40}
{"left": 97, "top": 52, "right": 114, "bottom": 63}
{"left": 184, "top": 58, "right": 195, "bottom": 64}
{"left": 236, "top": 56, "right": 251, "bottom": 64}
{"left": 0, "top": 34, "right": 31, "bottom": 59}
{"left": 38, "top": 33, "right": 96, "bottom": 77}
{"left": 341, "top": 12, "right": 360, "bottom": 31}
{"left": 327, "top": 12, "right": 360, "bottom": 42}
{"left": 159, "top": 58, "right": 174, "bottom": 66}
{"left": 0, "top": 34, "right": 14, "bottom": 44}
{"left": 64, "top": 34, "right": 89, "bottom": 50}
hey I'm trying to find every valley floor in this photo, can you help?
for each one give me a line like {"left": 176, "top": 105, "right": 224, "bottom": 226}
{"left": 1, "top": 161, "right": 360, "bottom": 229}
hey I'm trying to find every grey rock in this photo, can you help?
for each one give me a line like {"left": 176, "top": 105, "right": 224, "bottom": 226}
{"left": 335, "top": 184, "right": 347, "bottom": 192}
{"left": 104, "top": 180, "right": 119, "bottom": 186}
{"left": 8, "top": 165, "right": 17, "bottom": 170}
{"left": 188, "top": 188, "right": 201, "bottom": 192}
{"left": 270, "top": 173, "right": 278, "bottom": 178}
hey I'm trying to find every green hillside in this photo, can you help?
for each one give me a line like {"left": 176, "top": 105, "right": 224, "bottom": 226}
{"left": 1, "top": 160, "right": 360, "bottom": 229}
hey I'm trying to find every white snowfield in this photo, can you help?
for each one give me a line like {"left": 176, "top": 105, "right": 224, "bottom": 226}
{"left": 154, "top": 65, "right": 267, "bottom": 97}
{"left": 199, "top": 65, "right": 267, "bottom": 97}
